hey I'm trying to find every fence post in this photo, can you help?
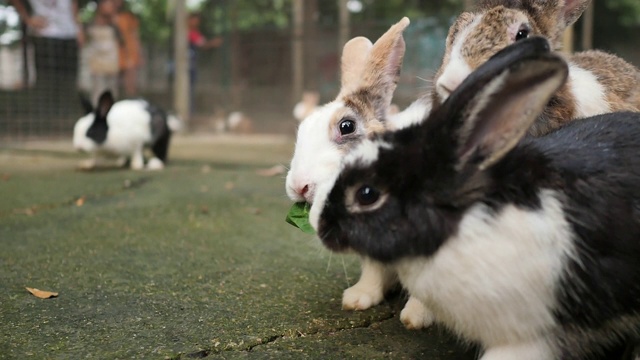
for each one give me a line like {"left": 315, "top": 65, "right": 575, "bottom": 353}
{"left": 173, "top": 0, "right": 190, "bottom": 126}
{"left": 292, "top": 0, "right": 304, "bottom": 103}
{"left": 581, "top": 1, "right": 594, "bottom": 50}
{"left": 338, "top": 0, "right": 350, "bottom": 51}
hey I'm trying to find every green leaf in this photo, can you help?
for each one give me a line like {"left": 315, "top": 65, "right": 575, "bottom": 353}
{"left": 285, "top": 202, "right": 315, "bottom": 234}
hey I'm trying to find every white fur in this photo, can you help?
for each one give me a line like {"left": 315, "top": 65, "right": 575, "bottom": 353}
{"left": 291, "top": 99, "right": 433, "bottom": 327}
{"left": 343, "top": 139, "right": 392, "bottom": 168}
{"left": 387, "top": 97, "right": 431, "bottom": 130}
{"left": 341, "top": 257, "right": 397, "bottom": 310}
{"left": 393, "top": 190, "right": 575, "bottom": 357}
{"left": 73, "top": 100, "right": 159, "bottom": 170}
{"left": 400, "top": 296, "right": 435, "bottom": 330}
{"left": 286, "top": 101, "right": 346, "bottom": 203}
{"left": 436, "top": 15, "right": 482, "bottom": 101}
{"left": 568, "top": 63, "right": 611, "bottom": 118}
{"left": 167, "top": 115, "right": 182, "bottom": 132}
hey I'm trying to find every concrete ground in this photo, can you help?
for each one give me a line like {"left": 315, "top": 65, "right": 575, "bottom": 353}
{"left": 0, "top": 135, "right": 476, "bottom": 359}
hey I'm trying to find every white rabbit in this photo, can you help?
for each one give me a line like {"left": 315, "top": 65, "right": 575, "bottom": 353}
{"left": 73, "top": 90, "right": 181, "bottom": 171}
{"left": 432, "top": 0, "right": 640, "bottom": 136}
{"left": 311, "top": 36, "right": 640, "bottom": 360}
{"left": 285, "top": 17, "right": 434, "bottom": 329}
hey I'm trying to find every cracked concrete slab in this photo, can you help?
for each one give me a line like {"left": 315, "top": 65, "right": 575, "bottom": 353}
{"left": 0, "top": 136, "right": 475, "bottom": 359}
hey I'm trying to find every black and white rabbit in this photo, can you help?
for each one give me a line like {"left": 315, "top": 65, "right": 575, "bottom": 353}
{"left": 73, "top": 90, "right": 181, "bottom": 170}
{"left": 310, "top": 36, "right": 640, "bottom": 359}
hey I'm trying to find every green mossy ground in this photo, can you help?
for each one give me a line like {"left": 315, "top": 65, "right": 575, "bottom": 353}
{"left": 0, "top": 136, "right": 474, "bottom": 359}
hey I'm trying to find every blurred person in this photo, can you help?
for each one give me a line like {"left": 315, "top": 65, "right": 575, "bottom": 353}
{"left": 187, "top": 12, "right": 222, "bottom": 112}
{"left": 9, "top": 0, "right": 83, "bottom": 121}
{"left": 85, "top": 0, "right": 120, "bottom": 103}
{"left": 113, "top": 0, "right": 141, "bottom": 97}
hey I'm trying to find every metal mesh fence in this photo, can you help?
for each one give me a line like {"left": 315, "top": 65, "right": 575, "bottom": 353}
{"left": 1, "top": 1, "right": 639, "bottom": 140}
{"left": 0, "top": 1, "right": 454, "bottom": 140}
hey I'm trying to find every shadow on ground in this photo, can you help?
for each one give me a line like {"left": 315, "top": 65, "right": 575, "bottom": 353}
{"left": 0, "top": 135, "right": 476, "bottom": 359}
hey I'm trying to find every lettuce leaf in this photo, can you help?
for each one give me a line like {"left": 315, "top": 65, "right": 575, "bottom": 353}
{"left": 285, "top": 202, "right": 315, "bottom": 234}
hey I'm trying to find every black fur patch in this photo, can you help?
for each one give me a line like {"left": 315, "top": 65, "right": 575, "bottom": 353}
{"left": 86, "top": 91, "right": 115, "bottom": 145}
{"left": 146, "top": 103, "right": 172, "bottom": 162}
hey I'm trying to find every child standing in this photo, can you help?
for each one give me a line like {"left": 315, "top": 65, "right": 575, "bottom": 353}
{"left": 85, "top": 0, "right": 121, "bottom": 104}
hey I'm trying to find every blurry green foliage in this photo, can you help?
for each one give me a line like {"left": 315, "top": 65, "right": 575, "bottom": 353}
{"left": 74, "top": 0, "right": 639, "bottom": 45}
{"left": 605, "top": 0, "right": 640, "bottom": 26}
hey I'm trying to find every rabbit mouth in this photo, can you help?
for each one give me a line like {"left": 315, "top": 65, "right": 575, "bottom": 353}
{"left": 317, "top": 225, "right": 350, "bottom": 253}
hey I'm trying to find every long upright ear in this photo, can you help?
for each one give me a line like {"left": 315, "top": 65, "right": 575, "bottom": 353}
{"left": 558, "top": 0, "right": 590, "bottom": 29}
{"left": 357, "top": 17, "right": 410, "bottom": 115}
{"left": 338, "top": 37, "right": 373, "bottom": 98}
{"left": 96, "top": 90, "right": 115, "bottom": 120}
{"left": 435, "top": 40, "right": 568, "bottom": 172}
{"left": 521, "top": 0, "right": 590, "bottom": 43}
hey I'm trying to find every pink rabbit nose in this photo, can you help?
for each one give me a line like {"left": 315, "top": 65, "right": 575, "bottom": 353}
{"left": 294, "top": 183, "right": 315, "bottom": 203}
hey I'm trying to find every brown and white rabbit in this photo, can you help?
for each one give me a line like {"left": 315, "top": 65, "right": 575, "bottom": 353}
{"left": 433, "top": 0, "right": 640, "bottom": 136}
{"left": 311, "top": 36, "right": 640, "bottom": 360}
{"left": 285, "top": 18, "right": 434, "bottom": 329}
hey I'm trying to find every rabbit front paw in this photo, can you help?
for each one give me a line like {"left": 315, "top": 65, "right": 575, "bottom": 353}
{"left": 78, "top": 158, "right": 97, "bottom": 170}
{"left": 400, "top": 296, "right": 434, "bottom": 330}
{"left": 342, "top": 282, "right": 384, "bottom": 310}
{"left": 146, "top": 157, "right": 164, "bottom": 171}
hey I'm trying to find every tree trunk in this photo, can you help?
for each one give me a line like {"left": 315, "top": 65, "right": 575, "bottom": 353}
{"left": 291, "top": 0, "right": 304, "bottom": 103}
{"left": 173, "top": 0, "right": 190, "bottom": 124}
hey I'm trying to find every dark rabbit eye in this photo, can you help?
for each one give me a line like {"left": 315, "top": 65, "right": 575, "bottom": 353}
{"left": 515, "top": 28, "right": 529, "bottom": 41}
{"left": 355, "top": 185, "right": 380, "bottom": 206}
{"left": 339, "top": 119, "right": 356, "bottom": 135}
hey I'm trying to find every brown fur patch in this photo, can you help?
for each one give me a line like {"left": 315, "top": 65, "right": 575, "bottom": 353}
{"left": 342, "top": 89, "right": 386, "bottom": 137}
{"left": 571, "top": 50, "right": 640, "bottom": 112}
{"left": 461, "top": 7, "right": 540, "bottom": 69}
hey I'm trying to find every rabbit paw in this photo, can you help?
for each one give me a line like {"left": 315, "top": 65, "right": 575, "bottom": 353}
{"left": 342, "top": 283, "right": 384, "bottom": 310}
{"left": 146, "top": 158, "right": 165, "bottom": 171}
{"left": 77, "top": 158, "right": 97, "bottom": 170}
{"left": 116, "top": 156, "right": 128, "bottom": 168}
{"left": 400, "top": 296, "right": 435, "bottom": 330}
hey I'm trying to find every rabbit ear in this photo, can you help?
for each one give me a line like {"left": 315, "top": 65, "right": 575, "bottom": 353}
{"left": 524, "top": 0, "right": 590, "bottom": 41}
{"left": 338, "top": 36, "right": 374, "bottom": 97}
{"left": 438, "top": 40, "right": 568, "bottom": 172}
{"left": 558, "top": 0, "right": 590, "bottom": 29}
{"left": 96, "top": 90, "right": 115, "bottom": 120}
{"left": 337, "top": 17, "right": 410, "bottom": 105}
{"left": 358, "top": 17, "right": 410, "bottom": 110}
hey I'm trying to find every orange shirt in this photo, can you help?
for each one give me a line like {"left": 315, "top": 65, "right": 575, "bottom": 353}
{"left": 115, "top": 11, "right": 141, "bottom": 69}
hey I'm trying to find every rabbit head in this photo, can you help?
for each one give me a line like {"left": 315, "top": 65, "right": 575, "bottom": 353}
{"left": 433, "top": 0, "right": 589, "bottom": 104}
{"left": 286, "top": 17, "right": 410, "bottom": 204}
{"left": 73, "top": 90, "right": 115, "bottom": 153}
{"left": 311, "top": 37, "right": 568, "bottom": 262}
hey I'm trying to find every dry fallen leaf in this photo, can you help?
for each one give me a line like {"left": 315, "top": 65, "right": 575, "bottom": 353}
{"left": 26, "top": 287, "right": 58, "bottom": 299}
{"left": 75, "top": 196, "right": 86, "bottom": 207}
{"left": 224, "top": 182, "right": 235, "bottom": 191}
{"left": 256, "top": 164, "right": 286, "bottom": 177}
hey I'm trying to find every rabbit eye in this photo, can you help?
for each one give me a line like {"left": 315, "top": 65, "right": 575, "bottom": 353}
{"left": 346, "top": 184, "right": 388, "bottom": 213}
{"left": 355, "top": 185, "right": 380, "bottom": 206}
{"left": 515, "top": 28, "right": 529, "bottom": 41}
{"left": 339, "top": 119, "right": 356, "bottom": 136}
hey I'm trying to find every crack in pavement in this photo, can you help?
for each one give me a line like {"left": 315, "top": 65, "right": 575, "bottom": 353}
{"left": 1, "top": 176, "right": 152, "bottom": 219}
{"left": 174, "top": 311, "right": 398, "bottom": 359}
